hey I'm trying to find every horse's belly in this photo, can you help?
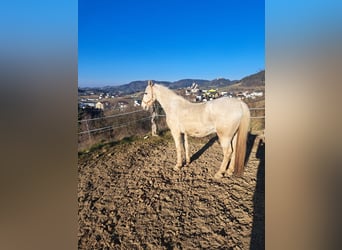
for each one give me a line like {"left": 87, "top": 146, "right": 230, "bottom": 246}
{"left": 186, "top": 127, "right": 216, "bottom": 137}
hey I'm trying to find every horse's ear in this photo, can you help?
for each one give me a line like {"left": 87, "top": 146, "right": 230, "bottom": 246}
{"left": 148, "top": 80, "right": 154, "bottom": 86}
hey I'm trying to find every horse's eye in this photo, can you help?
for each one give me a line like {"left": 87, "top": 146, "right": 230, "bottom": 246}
{"left": 144, "top": 93, "right": 148, "bottom": 95}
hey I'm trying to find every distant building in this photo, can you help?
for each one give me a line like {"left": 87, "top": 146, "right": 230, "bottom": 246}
{"left": 117, "top": 101, "right": 129, "bottom": 111}
{"left": 196, "top": 95, "right": 203, "bottom": 102}
{"left": 134, "top": 100, "right": 142, "bottom": 107}
{"left": 185, "top": 82, "right": 199, "bottom": 96}
{"left": 206, "top": 89, "right": 219, "bottom": 99}
{"left": 190, "top": 82, "right": 199, "bottom": 93}
{"left": 236, "top": 92, "right": 246, "bottom": 100}
{"left": 79, "top": 102, "right": 96, "bottom": 109}
{"left": 96, "top": 102, "right": 104, "bottom": 110}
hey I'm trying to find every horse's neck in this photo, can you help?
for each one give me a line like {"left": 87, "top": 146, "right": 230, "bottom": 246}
{"left": 154, "top": 85, "right": 188, "bottom": 114}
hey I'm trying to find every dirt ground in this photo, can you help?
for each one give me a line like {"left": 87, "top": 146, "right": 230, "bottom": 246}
{"left": 78, "top": 132, "right": 265, "bottom": 249}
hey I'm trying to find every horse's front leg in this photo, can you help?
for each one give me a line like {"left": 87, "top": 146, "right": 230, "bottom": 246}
{"left": 184, "top": 133, "right": 190, "bottom": 165}
{"left": 171, "top": 130, "right": 183, "bottom": 170}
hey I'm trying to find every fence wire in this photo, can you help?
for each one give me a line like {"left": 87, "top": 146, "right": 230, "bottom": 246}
{"left": 78, "top": 116, "right": 152, "bottom": 135}
{"left": 78, "top": 107, "right": 264, "bottom": 136}
{"left": 78, "top": 109, "right": 147, "bottom": 123}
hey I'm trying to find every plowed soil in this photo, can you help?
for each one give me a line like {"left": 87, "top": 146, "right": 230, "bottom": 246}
{"left": 78, "top": 132, "right": 265, "bottom": 249}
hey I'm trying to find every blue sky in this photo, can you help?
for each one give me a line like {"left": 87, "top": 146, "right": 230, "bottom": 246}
{"left": 79, "top": 0, "right": 264, "bottom": 87}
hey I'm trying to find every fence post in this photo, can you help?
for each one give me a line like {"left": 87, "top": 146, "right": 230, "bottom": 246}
{"left": 85, "top": 120, "right": 92, "bottom": 142}
{"left": 151, "top": 104, "right": 158, "bottom": 136}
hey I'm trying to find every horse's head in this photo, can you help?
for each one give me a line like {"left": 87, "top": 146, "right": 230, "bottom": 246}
{"left": 141, "top": 80, "right": 156, "bottom": 111}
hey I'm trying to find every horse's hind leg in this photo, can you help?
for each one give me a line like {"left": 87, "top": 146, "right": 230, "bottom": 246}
{"left": 226, "top": 133, "right": 237, "bottom": 176}
{"left": 214, "top": 136, "right": 233, "bottom": 179}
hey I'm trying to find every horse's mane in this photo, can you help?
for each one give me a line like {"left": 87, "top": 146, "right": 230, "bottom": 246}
{"left": 154, "top": 84, "right": 190, "bottom": 103}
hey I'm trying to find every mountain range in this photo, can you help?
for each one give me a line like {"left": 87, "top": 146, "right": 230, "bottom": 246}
{"left": 79, "top": 70, "right": 265, "bottom": 95}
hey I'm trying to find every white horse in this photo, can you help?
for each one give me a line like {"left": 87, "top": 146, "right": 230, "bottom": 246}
{"left": 141, "top": 80, "right": 250, "bottom": 178}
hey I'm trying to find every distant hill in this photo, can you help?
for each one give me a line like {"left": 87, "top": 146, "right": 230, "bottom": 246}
{"left": 238, "top": 70, "right": 265, "bottom": 87}
{"left": 79, "top": 70, "right": 264, "bottom": 95}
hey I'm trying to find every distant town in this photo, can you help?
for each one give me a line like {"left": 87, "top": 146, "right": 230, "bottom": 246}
{"left": 78, "top": 70, "right": 265, "bottom": 114}
{"left": 78, "top": 81, "right": 264, "bottom": 113}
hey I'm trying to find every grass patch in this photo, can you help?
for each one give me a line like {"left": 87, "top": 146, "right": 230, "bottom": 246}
{"left": 78, "top": 131, "right": 173, "bottom": 157}
{"left": 78, "top": 135, "right": 137, "bottom": 156}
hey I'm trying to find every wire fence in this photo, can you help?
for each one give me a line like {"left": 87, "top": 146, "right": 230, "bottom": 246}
{"left": 77, "top": 106, "right": 264, "bottom": 150}
{"left": 78, "top": 107, "right": 264, "bottom": 126}
{"left": 78, "top": 116, "right": 152, "bottom": 135}
{"left": 78, "top": 109, "right": 146, "bottom": 123}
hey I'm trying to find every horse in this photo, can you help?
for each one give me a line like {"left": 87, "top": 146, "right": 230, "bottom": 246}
{"left": 141, "top": 80, "right": 250, "bottom": 178}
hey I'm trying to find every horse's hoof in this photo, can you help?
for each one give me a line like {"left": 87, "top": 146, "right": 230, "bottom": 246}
{"left": 173, "top": 165, "right": 181, "bottom": 171}
{"left": 214, "top": 173, "right": 224, "bottom": 179}
{"left": 226, "top": 170, "right": 234, "bottom": 177}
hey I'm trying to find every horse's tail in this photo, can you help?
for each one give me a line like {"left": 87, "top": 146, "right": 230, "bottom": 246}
{"left": 234, "top": 102, "right": 250, "bottom": 176}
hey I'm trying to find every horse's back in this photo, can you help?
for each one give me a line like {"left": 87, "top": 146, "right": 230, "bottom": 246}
{"left": 207, "top": 97, "right": 245, "bottom": 117}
